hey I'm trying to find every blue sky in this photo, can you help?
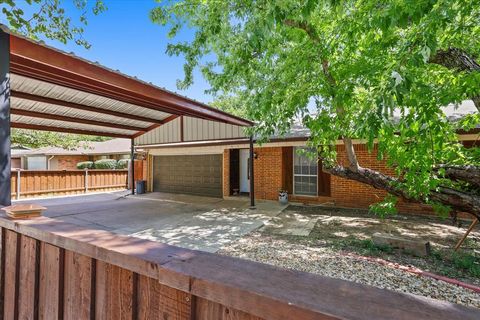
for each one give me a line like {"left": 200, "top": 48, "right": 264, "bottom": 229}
{"left": 1, "top": 0, "right": 213, "bottom": 103}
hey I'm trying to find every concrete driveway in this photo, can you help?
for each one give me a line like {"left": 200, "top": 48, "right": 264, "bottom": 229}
{"left": 15, "top": 192, "right": 286, "bottom": 252}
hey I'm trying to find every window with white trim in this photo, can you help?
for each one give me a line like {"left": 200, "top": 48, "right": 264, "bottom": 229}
{"left": 293, "top": 147, "right": 317, "bottom": 196}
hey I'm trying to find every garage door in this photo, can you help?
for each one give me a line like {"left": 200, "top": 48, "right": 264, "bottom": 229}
{"left": 152, "top": 154, "right": 223, "bottom": 197}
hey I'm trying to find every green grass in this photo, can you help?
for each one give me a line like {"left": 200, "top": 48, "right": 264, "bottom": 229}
{"left": 432, "top": 251, "right": 480, "bottom": 279}
{"left": 328, "top": 236, "right": 480, "bottom": 280}
{"left": 330, "top": 237, "right": 394, "bottom": 256}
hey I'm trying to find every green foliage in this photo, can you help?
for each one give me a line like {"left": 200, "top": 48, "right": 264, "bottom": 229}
{"left": 449, "top": 252, "right": 480, "bottom": 278}
{"left": 93, "top": 159, "right": 117, "bottom": 169}
{"left": 76, "top": 161, "right": 93, "bottom": 170}
{"left": 152, "top": 0, "right": 480, "bottom": 216}
{"left": 1, "top": 0, "right": 106, "bottom": 48}
{"left": 211, "top": 94, "right": 249, "bottom": 118}
{"left": 11, "top": 129, "right": 108, "bottom": 149}
{"left": 116, "top": 159, "right": 130, "bottom": 169}
{"left": 369, "top": 194, "right": 399, "bottom": 218}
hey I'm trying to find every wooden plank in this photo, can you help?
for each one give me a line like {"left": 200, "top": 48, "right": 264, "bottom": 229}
{"left": 63, "top": 251, "right": 92, "bottom": 319}
{"left": 18, "top": 235, "right": 38, "bottom": 319}
{"left": 195, "top": 297, "right": 264, "bottom": 320}
{"left": 0, "top": 217, "right": 478, "bottom": 320}
{"left": 0, "top": 228, "right": 5, "bottom": 317}
{"left": 3, "top": 229, "right": 19, "bottom": 320}
{"left": 137, "top": 275, "right": 191, "bottom": 320}
{"left": 39, "top": 243, "right": 61, "bottom": 320}
{"left": 96, "top": 260, "right": 133, "bottom": 320}
{"left": 372, "top": 233, "right": 431, "bottom": 257}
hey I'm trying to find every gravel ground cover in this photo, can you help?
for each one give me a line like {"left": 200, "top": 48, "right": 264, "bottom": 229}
{"left": 219, "top": 206, "right": 480, "bottom": 309}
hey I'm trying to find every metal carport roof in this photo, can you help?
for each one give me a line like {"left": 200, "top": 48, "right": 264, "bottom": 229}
{"left": 0, "top": 26, "right": 254, "bottom": 206}
{"left": 2, "top": 26, "right": 252, "bottom": 140}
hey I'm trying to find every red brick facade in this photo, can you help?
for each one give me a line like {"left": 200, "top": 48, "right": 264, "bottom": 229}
{"left": 223, "top": 144, "right": 437, "bottom": 216}
{"left": 54, "top": 155, "right": 89, "bottom": 170}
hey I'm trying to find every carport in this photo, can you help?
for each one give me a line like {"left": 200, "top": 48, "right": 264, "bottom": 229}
{"left": 0, "top": 26, "right": 254, "bottom": 207}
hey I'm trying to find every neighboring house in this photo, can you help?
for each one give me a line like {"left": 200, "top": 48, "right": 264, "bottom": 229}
{"left": 135, "top": 101, "right": 478, "bottom": 215}
{"left": 18, "top": 138, "right": 131, "bottom": 170}
{"left": 10, "top": 146, "right": 30, "bottom": 169}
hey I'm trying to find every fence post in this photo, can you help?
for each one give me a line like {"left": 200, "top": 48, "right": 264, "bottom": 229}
{"left": 85, "top": 169, "right": 89, "bottom": 193}
{"left": 16, "top": 170, "right": 20, "bottom": 200}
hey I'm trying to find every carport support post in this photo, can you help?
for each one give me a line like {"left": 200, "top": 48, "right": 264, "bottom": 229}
{"left": 131, "top": 138, "right": 135, "bottom": 195}
{"left": 249, "top": 136, "right": 255, "bottom": 208}
{"left": 0, "top": 30, "right": 11, "bottom": 207}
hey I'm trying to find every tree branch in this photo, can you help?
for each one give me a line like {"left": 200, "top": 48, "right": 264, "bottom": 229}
{"left": 325, "top": 165, "right": 480, "bottom": 220}
{"left": 430, "top": 48, "right": 480, "bottom": 111}
{"left": 435, "top": 165, "right": 480, "bottom": 188}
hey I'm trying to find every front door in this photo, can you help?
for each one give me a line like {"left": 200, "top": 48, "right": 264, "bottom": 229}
{"left": 239, "top": 149, "right": 250, "bottom": 193}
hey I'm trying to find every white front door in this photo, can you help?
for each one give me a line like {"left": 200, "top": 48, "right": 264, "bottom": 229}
{"left": 239, "top": 149, "right": 250, "bottom": 193}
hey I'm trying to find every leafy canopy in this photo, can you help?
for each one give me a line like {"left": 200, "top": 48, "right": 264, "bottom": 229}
{"left": 1, "top": 0, "right": 106, "bottom": 48}
{"left": 151, "top": 0, "right": 480, "bottom": 210}
{"left": 1, "top": 0, "right": 107, "bottom": 148}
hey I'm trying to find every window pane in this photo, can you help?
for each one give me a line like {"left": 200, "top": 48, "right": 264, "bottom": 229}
{"left": 293, "top": 147, "right": 318, "bottom": 196}
{"left": 294, "top": 151, "right": 301, "bottom": 174}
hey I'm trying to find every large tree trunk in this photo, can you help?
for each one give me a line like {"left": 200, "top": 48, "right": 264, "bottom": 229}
{"left": 325, "top": 165, "right": 480, "bottom": 221}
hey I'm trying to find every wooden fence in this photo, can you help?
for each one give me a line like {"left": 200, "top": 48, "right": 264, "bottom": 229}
{"left": 0, "top": 216, "right": 477, "bottom": 319}
{"left": 10, "top": 169, "right": 128, "bottom": 199}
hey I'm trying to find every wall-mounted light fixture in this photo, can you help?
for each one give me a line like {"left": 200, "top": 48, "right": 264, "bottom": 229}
{"left": 253, "top": 152, "right": 259, "bottom": 159}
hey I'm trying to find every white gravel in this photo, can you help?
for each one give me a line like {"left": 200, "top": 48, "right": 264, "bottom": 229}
{"left": 219, "top": 233, "right": 480, "bottom": 309}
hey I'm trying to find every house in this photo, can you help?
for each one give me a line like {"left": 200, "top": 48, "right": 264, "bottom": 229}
{"left": 10, "top": 146, "right": 30, "bottom": 169}
{"left": 135, "top": 101, "right": 478, "bottom": 215}
{"left": 18, "top": 138, "right": 131, "bottom": 170}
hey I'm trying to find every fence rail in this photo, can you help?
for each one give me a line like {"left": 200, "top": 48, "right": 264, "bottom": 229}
{"left": 10, "top": 169, "right": 128, "bottom": 199}
{"left": 0, "top": 216, "right": 477, "bottom": 320}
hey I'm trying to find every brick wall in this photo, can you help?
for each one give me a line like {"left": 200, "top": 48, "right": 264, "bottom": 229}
{"left": 238, "top": 144, "right": 439, "bottom": 216}
{"left": 54, "top": 155, "right": 89, "bottom": 170}
{"left": 252, "top": 147, "right": 284, "bottom": 201}
{"left": 223, "top": 149, "right": 230, "bottom": 197}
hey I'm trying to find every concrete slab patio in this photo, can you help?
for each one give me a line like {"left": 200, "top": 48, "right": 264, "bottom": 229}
{"left": 14, "top": 191, "right": 286, "bottom": 252}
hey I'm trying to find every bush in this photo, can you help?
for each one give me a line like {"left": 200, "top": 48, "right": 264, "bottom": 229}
{"left": 116, "top": 159, "right": 130, "bottom": 169}
{"left": 93, "top": 159, "right": 117, "bottom": 169}
{"left": 76, "top": 161, "right": 94, "bottom": 170}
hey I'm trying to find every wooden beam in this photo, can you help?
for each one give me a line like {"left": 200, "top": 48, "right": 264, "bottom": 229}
{"left": 180, "top": 116, "right": 184, "bottom": 142}
{"left": 131, "top": 115, "right": 179, "bottom": 139}
{"left": 11, "top": 91, "right": 166, "bottom": 125}
{"left": 10, "top": 108, "right": 147, "bottom": 132}
{"left": 9, "top": 34, "right": 253, "bottom": 127}
{"left": 11, "top": 122, "right": 132, "bottom": 139}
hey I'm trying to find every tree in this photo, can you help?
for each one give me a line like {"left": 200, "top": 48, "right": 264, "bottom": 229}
{"left": 1, "top": 0, "right": 106, "bottom": 148}
{"left": 1, "top": 0, "right": 106, "bottom": 48}
{"left": 211, "top": 93, "right": 249, "bottom": 118}
{"left": 11, "top": 129, "right": 108, "bottom": 149}
{"left": 151, "top": 0, "right": 480, "bottom": 219}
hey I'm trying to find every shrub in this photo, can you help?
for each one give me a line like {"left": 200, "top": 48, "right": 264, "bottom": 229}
{"left": 93, "top": 159, "right": 117, "bottom": 169}
{"left": 117, "top": 159, "right": 130, "bottom": 169}
{"left": 76, "top": 161, "right": 94, "bottom": 170}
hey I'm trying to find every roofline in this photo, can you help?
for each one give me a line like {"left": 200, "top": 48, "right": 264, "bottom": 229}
{"left": 23, "top": 151, "right": 131, "bottom": 156}
{"left": 2, "top": 25, "right": 253, "bottom": 129}
{"left": 135, "top": 129, "right": 479, "bottom": 149}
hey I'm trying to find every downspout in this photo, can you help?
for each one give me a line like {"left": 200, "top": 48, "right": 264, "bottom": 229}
{"left": 47, "top": 155, "right": 55, "bottom": 170}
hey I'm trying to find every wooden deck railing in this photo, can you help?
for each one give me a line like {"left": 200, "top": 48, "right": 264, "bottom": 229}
{"left": 0, "top": 216, "right": 477, "bottom": 319}
{"left": 10, "top": 169, "right": 128, "bottom": 199}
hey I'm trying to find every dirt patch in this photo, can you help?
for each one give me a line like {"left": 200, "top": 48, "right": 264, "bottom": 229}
{"left": 220, "top": 205, "right": 480, "bottom": 308}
